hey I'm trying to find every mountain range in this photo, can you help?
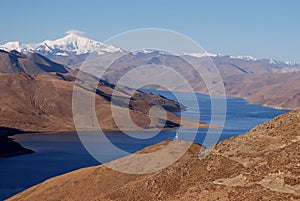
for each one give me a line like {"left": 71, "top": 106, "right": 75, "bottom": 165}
{"left": 0, "top": 31, "right": 298, "bottom": 70}
{"left": 1, "top": 32, "right": 300, "bottom": 110}
{"left": 0, "top": 31, "right": 121, "bottom": 56}
{"left": 1, "top": 32, "right": 299, "bottom": 76}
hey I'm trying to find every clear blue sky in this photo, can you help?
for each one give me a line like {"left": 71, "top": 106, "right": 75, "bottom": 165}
{"left": 1, "top": 0, "right": 299, "bottom": 62}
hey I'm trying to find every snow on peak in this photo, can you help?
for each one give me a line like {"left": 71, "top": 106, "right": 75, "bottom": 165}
{"left": 267, "top": 59, "right": 297, "bottom": 66}
{"left": 0, "top": 41, "right": 36, "bottom": 53}
{"left": 229, "top": 55, "right": 257, "bottom": 61}
{"left": 133, "top": 49, "right": 175, "bottom": 56}
{"left": 3, "top": 41, "right": 21, "bottom": 50}
{"left": 0, "top": 30, "right": 122, "bottom": 56}
{"left": 268, "top": 59, "right": 280, "bottom": 65}
{"left": 183, "top": 52, "right": 258, "bottom": 61}
{"left": 186, "top": 52, "right": 259, "bottom": 62}
{"left": 184, "top": 52, "right": 298, "bottom": 66}
{"left": 284, "top": 61, "right": 296, "bottom": 66}
{"left": 183, "top": 52, "right": 220, "bottom": 58}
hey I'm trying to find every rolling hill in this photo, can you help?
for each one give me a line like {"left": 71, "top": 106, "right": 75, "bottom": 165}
{"left": 7, "top": 109, "right": 300, "bottom": 200}
{"left": 0, "top": 72, "right": 205, "bottom": 133}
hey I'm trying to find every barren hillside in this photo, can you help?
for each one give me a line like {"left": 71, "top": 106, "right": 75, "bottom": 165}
{"left": 8, "top": 109, "right": 300, "bottom": 200}
{"left": 0, "top": 72, "right": 206, "bottom": 133}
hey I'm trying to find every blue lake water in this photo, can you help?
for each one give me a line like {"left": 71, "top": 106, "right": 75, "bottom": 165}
{"left": 0, "top": 91, "right": 289, "bottom": 200}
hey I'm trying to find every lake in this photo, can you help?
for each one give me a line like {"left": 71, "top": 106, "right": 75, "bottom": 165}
{"left": 0, "top": 91, "right": 289, "bottom": 200}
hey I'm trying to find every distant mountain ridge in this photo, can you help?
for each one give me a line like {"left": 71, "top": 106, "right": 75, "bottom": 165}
{"left": 0, "top": 31, "right": 121, "bottom": 57}
{"left": 1, "top": 32, "right": 300, "bottom": 109}
{"left": 184, "top": 52, "right": 298, "bottom": 68}
{"left": 0, "top": 31, "right": 298, "bottom": 69}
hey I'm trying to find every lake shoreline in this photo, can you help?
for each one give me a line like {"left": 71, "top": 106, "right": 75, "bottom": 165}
{"left": 0, "top": 91, "right": 291, "bottom": 201}
{"left": 3, "top": 91, "right": 289, "bottom": 158}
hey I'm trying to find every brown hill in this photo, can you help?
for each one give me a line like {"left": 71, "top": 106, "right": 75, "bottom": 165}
{"left": 224, "top": 71, "right": 300, "bottom": 109}
{"left": 0, "top": 72, "right": 206, "bottom": 133}
{"left": 0, "top": 50, "right": 68, "bottom": 75}
{"left": 195, "top": 71, "right": 300, "bottom": 109}
{"left": 60, "top": 52, "right": 300, "bottom": 110}
{"left": 8, "top": 109, "right": 300, "bottom": 200}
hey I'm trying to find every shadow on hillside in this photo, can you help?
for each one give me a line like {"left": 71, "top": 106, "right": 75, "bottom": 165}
{"left": 0, "top": 127, "right": 27, "bottom": 137}
{"left": 0, "top": 127, "right": 34, "bottom": 157}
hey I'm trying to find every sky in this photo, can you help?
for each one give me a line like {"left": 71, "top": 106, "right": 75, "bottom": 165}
{"left": 1, "top": 0, "right": 299, "bottom": 62}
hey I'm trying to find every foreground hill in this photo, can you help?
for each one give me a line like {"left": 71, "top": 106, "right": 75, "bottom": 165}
{"left": 8, "top": 109, "right": 300, "bottom": 200}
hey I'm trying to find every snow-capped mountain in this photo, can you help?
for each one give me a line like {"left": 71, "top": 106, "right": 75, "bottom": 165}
{"left": 0, "top": 30, "right": 122, "bottom": 56}
{"left": 183, "top": 52, "right": 298, "bottom": 67}
{"left": 0, "top": 30, "right": 298, "bottom": 71}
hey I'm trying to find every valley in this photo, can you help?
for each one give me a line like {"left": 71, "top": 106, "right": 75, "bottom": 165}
{"left": 0, "top": 30, "right": 299, "bottom": 201}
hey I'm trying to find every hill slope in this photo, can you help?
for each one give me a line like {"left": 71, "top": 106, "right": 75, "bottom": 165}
{"left": 0, "top": 50, "right": 68, "bottom": 75}
{"left": 223, "top": 71, "right": 300, "bottom": 109}
{"left": 7, "top": 109, "right": 300, "bottom": 200}
{"left": 59, "top": 51, "right": 300, "bottom": 110}
{"left": 0, "top": 72, "right": 206, "bottom": 133}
